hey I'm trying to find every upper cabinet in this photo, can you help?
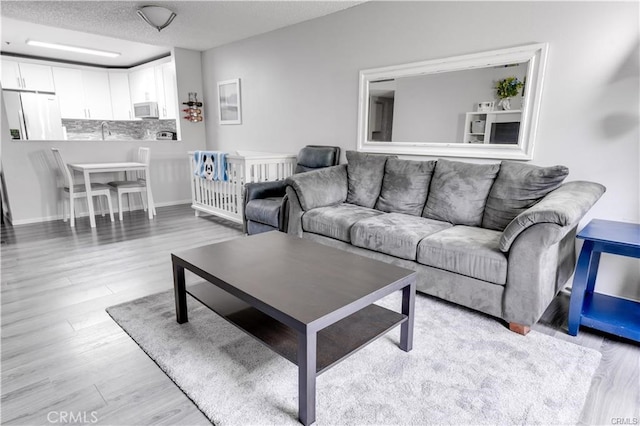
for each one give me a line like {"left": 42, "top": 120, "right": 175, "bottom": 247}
{"left": 108, "top": 72, "right": 132, "bottom": 120}
{"left": 2, "top": 61, "right": 23, "bottom": 90}
{"left": 1, "top": 59, "right": 55, "bottom": 92}
{"left": 129, "top": 67, "right": 156, "bottom": 104}
{"left": 52, "top": 67, "right": 113, "bottom": 120}
{"left": 81, "top": 70, "right": 112, "bottom": 120}
{"left": 155, "top": 62, "right": 177, "bottom": 119}
{"left": 51, "top": 67, "right": 85, "bottom": 119}
{"left": 129, "top": 61, "right": 177, "bottom": 119}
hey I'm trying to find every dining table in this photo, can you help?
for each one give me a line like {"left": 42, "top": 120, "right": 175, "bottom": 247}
{"left": 67, "top": 162, "right": 154, "bottom": 228}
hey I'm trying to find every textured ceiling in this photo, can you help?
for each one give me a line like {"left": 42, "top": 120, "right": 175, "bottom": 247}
{"left": 1, "top": 17, "right": 171, "bottom": 67}
{"left": 0, "top": 1, "right": 364, "bottom": 51}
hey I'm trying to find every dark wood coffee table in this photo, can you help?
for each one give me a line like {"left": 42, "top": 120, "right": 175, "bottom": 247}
{"left": 172, "top": 232, "right": 416, "bottom": 425}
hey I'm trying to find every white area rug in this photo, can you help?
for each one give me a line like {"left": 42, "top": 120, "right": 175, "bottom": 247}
{"left": 107, "top": 289, "right": 600, "bottom": 425}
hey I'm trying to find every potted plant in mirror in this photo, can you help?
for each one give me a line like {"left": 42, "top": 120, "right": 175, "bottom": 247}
{"left": 496, "top": 77, "right": 524, "bottom": 110}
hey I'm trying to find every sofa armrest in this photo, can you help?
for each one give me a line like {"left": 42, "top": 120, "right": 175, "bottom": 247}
{"left": 242, "top": 181, "right": 287, "bottom": 233}
{"left": 285, "top": 187, "right": 304, "bottom": 236}
{"left": 502, "top": 223, "right": 578, "bottom": 326}
{"left": 499, "top": 181, "right": 605, "bottom": 252}
{"left": 285, "top": 164, "right": 348, "bottom": 211}
{"left": 244, "top": 180, "right": 287, "bottom": 203}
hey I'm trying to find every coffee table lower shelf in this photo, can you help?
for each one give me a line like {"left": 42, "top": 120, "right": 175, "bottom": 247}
{"left": 187, "top": 282, "right": 407, "bottom": 374}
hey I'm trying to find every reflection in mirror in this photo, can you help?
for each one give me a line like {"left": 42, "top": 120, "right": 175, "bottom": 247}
{"left": 368, "top": 80, "right": 395, "bottom": 141}
{"left": 369, "top": 63, "right": 527, "bottom": 144}
{"left": 357, "top": 44, "right": 548, "bottom": 160}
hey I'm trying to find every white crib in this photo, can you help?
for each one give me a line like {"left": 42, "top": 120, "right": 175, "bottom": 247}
{"left": 189, "top": 151, "right": 297, "bottom": 224}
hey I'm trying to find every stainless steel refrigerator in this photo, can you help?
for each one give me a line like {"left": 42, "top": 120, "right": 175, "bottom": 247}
{"left": 2, "top": 91, "right": 64, "bottom": 140}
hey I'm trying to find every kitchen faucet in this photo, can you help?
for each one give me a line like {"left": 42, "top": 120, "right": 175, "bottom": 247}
{"left": 101, "top": 121, "right": 111, "bottom": 140}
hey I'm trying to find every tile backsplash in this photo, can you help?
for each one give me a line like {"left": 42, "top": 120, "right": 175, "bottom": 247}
{"left": 62, "top": 119, "right": 177, "bottom": 141}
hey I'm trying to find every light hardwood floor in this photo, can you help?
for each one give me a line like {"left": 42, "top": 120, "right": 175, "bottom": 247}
{"left": 1, "top": 204, "right": 638, "bottom": 425}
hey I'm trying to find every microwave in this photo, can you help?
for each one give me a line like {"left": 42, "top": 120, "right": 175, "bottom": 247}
{"left": 133, "top": 101, "right": 159, "bottom": 119}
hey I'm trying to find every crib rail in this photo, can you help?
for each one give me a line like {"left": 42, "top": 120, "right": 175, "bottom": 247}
{"left": 189, "top": 151, "right": 297, "bottom": 224}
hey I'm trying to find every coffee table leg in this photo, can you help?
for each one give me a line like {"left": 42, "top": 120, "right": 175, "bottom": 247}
{"left": 298, "top": 330, "right": 316, "bottom": 426}
{"left": 400, "top": 281, "right": 416, "bottom": 352}
{"left": 173, "top": 261, "right": 188, "bottom": 324}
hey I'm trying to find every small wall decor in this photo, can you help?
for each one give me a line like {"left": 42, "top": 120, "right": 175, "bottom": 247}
{"left": 183, "top": 92, "right": 203, "bottom": 122}
{"left": 217, "top": 78, "right": 242, "bottom": 125}
{"left": 476, "top": 101, "right": 495, "bottom": 112}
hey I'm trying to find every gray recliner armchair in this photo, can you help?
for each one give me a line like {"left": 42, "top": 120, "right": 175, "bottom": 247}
{"left": 243, "top": 145, "right": 340, "bottom": 235}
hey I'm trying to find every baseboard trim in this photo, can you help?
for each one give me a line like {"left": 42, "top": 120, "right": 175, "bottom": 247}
{"left": 12, "top": 214, "right": 62, "bottom": 226}
{"left": 153, "top": 199, "right": 191, "bottom": 208}
{"left": 10, "top": 199, "right": 192, "bottom": 226}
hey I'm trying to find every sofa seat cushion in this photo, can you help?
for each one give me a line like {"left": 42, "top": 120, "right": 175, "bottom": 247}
{"left": 245, "top": 197, "right": 283, "bottom": 227}
{"left": 302, "top": 203, "right": 383, "bottom": 242}
{"left": 417, "top": 226, "right": 507, "bottom": 285}
{"left": 351, "top": 213, "right": 452, "bottom": 261}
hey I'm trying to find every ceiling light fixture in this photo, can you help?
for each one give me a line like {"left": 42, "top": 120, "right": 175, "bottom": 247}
{"left": 137, "top": 5, "right": 177, "bottom": 32}
{"left": 26, "top": 40, "right": 121, "bottom": 58}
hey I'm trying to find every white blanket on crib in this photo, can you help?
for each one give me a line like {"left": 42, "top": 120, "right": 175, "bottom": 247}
{"left": 194, "top": 151, "right": 228, "bottom": 181}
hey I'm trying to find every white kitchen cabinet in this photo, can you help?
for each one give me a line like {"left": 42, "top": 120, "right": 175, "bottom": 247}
{"left": 52, "top": 67, "right": 113, "bottom": 120}
{"left": 109, "top": 72, "right": 132, "bottom": 120}
{"left": 81, "top": 70, "right": 112, "bottom": 120}
{"left": 154, "top": 62, "right": 177, "bottom": 119}
{"left": 1, "top": 59, "right": 55, "bottom": 92}
{"left": 128, "top": 67, "right": 156, "bottom": 104}
{"left": 20, "top": 63, "right": 56, "bottom": 92}
{"left": 52, "top": 67, "right": 85, "bottom": 119}
{"left": 1, "top": 60, "right": 22, "bottom": 90}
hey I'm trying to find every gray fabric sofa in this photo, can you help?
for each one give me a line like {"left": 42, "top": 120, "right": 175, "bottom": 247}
{"left": 284, "top": 152, "right": 605, "bottom": 334}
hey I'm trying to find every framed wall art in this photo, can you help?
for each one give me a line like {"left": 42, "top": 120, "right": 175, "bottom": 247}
{"left": 217, "top": 78, "right": 242, "bottom": 125}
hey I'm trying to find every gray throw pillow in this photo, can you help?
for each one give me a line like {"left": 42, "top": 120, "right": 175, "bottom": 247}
{"left": 375, "top": 158, "right": 436, "bottom": 216}
{"left": 423, "top": 159, "right": 500, "bottom": 226}
{"left": 346, "top": 151, "right": 389, "bottom": 208}
{"left": 482, "top": 161, "right": 569, "bottom": 231}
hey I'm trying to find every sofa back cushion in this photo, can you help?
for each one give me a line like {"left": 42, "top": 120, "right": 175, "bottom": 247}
{"left": 346, "top": 151, "right": 389, "bottom": 208}
{"left": 482, "top": 161, "right": 569, "bottom": 231}
{"left": 423, "top": 159, "right": 500, "bottom": 226}
{"left": 375, "top": 158, "right": 436, "bottom": 216}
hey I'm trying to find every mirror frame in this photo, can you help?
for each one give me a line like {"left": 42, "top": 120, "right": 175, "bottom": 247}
{"left": 356, "top": 43, "right": 549, "bottom": 160}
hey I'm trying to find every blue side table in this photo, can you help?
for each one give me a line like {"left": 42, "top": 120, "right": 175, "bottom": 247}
{"left": 568, "top": 219, "right": 640, "bottom": 342}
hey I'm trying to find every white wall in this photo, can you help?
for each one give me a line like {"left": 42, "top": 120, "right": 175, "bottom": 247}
{"left": 0, "top": 47, "right": 206, "bottom": 224}
{"left": 201, "top": 1, "right": 639, "bottom": 301}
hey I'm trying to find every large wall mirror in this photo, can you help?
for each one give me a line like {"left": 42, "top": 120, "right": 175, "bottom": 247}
{"left": 357, "top": 43, "right": 548, "bottom": 160}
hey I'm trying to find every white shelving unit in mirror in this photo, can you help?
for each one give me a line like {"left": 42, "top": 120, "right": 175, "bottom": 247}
{"left": 463, "top": 110, "right": 522, "bottom": 145}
